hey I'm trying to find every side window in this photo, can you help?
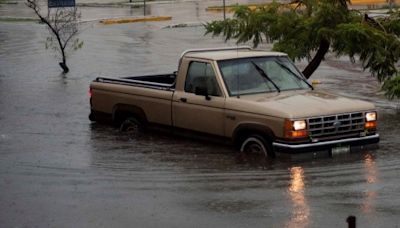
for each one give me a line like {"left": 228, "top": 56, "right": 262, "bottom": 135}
{"left": 185, "top": 61, "right": 221, "bottom": 97}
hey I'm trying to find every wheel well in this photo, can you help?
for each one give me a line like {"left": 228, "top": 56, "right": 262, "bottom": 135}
{"left": 233, "top": 124, "right": 275, "bottom": 149}
{"left": 112, "top": 104, "right": 147, "bottom": 127}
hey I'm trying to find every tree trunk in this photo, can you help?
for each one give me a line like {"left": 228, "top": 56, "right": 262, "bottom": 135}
{"left": 59, "top": 62, "right": 69, "bottom": 73}
{"left": 59, "top": 58, "right": 69, "bottom": 73}
{"left": 302, "top": 39, "right": 330, "bottom": 79}
{"left": 59, "top": 49, "right": 69, "bottom": 73}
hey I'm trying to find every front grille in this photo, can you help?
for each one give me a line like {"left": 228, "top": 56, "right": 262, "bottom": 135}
{"left": 307, "top": 112, "right": 365, "bottom": 138}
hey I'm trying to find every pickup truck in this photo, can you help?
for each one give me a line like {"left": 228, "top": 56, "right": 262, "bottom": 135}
{"left": 89, "top": 47, "right": 379, "bottom": 158}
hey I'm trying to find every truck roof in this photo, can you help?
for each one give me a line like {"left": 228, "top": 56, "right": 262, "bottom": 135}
{"left": 184, "top": 49, "right": 288, "bottom": 61}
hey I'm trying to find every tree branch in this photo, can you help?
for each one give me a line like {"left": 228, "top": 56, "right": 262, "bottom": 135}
{"left": 26, "top": 0, "right": 81, "bottom": 73}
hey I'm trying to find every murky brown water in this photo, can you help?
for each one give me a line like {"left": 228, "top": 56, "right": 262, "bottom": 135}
{"left": 1, "top": 1, "right": 400, "bottom": 227}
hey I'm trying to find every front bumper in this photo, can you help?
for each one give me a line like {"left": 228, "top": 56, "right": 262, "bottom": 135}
{"left": 273, "top": 134, "right": 380, "bottom": 154}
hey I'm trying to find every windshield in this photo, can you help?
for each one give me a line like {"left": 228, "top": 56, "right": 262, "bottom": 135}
{"left": 218, "top": 57, "right": 311, "bottom": 96}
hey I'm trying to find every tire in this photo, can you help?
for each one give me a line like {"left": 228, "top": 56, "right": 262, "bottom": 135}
{"left": 88, "top": 113, "right": 96, "bottom": 121}
{"left": 240, "top": 134, "right": 275, "bottom": 158}
{"left": 119, "top": 117, "right": 144, "bottom": 135}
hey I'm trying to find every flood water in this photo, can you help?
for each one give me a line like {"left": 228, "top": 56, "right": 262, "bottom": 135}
{"left": 1, "top": 1, "right": 400, "bottom": 227}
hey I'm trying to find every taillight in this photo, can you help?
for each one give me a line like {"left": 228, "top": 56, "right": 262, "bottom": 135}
{"left": 88, "top": 88, "right": 92, "bottom": 97}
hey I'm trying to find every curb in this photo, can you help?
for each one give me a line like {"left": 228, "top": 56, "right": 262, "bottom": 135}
{"left": 99, "top": 16, "right": 172, "bottom": 25}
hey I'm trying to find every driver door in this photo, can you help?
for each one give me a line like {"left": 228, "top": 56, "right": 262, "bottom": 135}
{"left": 172, "top": 61, "right": 225, "bottom": 136}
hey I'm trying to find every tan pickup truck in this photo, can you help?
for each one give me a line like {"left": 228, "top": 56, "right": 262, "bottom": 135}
{"left": 89, "top": 47, "right": 379, "bottom": 158}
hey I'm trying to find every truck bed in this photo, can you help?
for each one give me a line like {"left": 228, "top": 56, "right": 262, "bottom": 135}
{"left": 95, "top": 73, "right": 176, "bottom": 90}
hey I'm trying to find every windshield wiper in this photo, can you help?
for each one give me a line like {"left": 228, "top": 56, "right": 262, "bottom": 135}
{"left": 274, "top": 60, "right": 314, "bottom": 90}
{"left": 251, "top": 61, "right": 281, "bottom": 93}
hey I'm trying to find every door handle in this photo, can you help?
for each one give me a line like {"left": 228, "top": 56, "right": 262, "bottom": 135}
{"left": 180, "top": 97, "right": 187, "bottom": 102}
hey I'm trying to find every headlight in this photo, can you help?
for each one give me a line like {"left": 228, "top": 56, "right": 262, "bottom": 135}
{"left": 365, "top": 112, "right": 377, "bottom": 122}
{"left": 293, "top": 120, "right": 307, "bottom": 131}
{"left": 284, "top": 119, "right": 308, "bottom": 138}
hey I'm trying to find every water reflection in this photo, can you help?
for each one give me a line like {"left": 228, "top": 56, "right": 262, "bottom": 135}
{"left": 361, "top": 153, "right": 378, "bottom": 214}
{"left": 285, "top": 166, "right": 310, "bottom": 228}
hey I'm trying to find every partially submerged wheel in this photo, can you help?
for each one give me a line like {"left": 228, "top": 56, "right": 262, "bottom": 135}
{"left": 240, "top": 135, "right": 274, "bottom": 158}
{"left": 119, "top": 117, "right": 144, "bottom": 135}
{"left": 88, "top": 113, "right": 96, "bottom": 121}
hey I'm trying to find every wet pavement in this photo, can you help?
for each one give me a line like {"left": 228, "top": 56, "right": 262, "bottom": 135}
{"left": 1, "top": 1, "right": 400, "bottom": 227}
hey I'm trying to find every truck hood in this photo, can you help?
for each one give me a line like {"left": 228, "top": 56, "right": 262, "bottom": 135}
{"left": 227, "top": 90, "right": 376, "bottom": 118}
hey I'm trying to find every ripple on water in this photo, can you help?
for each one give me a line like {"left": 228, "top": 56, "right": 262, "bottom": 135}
{"left": 1, "top": 19, "right": 400, "bottom": 228}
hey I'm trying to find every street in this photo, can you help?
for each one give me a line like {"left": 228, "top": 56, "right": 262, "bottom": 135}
{"left": 1, "top": 0, "right": 400, "bottom": 227}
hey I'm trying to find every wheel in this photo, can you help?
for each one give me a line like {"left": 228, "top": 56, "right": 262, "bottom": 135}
{"left": 88, "top": 112, "right": 96, "bottom": 121}
{"left": 240, "top": 135, "right": 274, "bottom": 158}
{"left": 119, "top": 117, "right": 144, "bottom": 135}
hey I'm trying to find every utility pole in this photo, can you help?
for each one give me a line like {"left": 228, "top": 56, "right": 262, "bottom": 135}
{"left": 389, "top": 0, "right": 394, "bottom": 12}
{"left": 144, "top": 0, "right": 146, "bottom": 16}
{"left": 223, "top": 0, "right": 226, "bottom": 20}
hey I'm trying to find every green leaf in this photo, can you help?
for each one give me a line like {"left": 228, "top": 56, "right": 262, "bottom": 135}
{"left": 382, "top": 75, "right": 400, "bottom": 100}
{"left": 205, "top": 0, "right": 400, "bottom": 97}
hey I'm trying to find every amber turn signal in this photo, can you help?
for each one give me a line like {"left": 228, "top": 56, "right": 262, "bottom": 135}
{"left": 365, "top": 121, "right": 377, "bottom": 130}
{"left": 285, "top": 130, "right": 308, "bottom": 138}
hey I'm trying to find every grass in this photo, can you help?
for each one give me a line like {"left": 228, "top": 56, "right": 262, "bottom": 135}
{"left": 77, "top": 0, "right": 172, "bottom": 8}
{"left": 376, "top": 3, "right": 399, "bottom": 9}
{"left": 206, "top": 3, "right": 265, "bottom": 12}
{"left": 77, "top": 2, "right": 134, "bottom": 8}
{"left": 99, "top": 16, "right": 172, "bottom": 25}
{"left": 0, "top": 0, "right": 18, "bottom": 4}
{"left": 0, "top": 17, "right": 39, "bottom": 22}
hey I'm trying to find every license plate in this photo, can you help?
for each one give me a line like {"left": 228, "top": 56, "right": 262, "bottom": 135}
{"left": 331, "top": 145, "right": 350, "bottom": 156}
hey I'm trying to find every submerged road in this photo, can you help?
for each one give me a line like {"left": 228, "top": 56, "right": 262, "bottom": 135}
{"left": 1, "top": 1, "right": 400, "bottom": 227}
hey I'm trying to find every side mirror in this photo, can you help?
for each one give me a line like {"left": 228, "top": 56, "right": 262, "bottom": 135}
{"left": 195, "top": 86, "right": 211, "bottom": 100}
